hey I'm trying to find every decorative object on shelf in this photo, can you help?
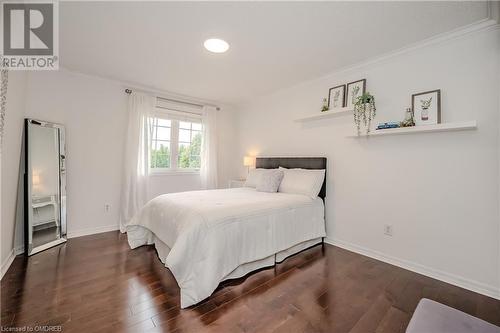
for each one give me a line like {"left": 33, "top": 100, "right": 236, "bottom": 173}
{"left": 347, "top": 121, "right": 476, "bottom": 138}
{"left": 328, "top": 84, "right": 346, "bottom": 110}
{"left": 377, "top": 122, "right": 400, "bottom": 130}
{"left": 412, "top": 89, "right": 441, "bottom": 126}
{"left": 400, "top": 107, "right": 415, "bottom": 127}
{"left": 321, "top": 98, "right": 329, "bottom": 112}
{"left": 353, "top": 92, "right": 376, "bottom": 135}
{"left": 346, "top": 79, "right": 366, "bottom": 109}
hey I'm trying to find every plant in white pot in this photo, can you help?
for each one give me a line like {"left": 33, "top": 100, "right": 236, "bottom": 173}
{"left": 353, "top": 92, "right": 376, "bottom": 136}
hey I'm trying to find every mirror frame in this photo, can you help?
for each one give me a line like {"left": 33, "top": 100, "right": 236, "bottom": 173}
{"left": 24, "top": 118, "right": 67, "bottom": 256}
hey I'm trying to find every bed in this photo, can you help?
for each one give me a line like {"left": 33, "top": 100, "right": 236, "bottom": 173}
{"left": 125, "top": 157, "right": 327, "bottom": 308}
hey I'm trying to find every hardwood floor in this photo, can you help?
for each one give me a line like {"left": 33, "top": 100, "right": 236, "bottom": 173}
{"left": 1, "top": 231, "right": 499, "bottom": 332}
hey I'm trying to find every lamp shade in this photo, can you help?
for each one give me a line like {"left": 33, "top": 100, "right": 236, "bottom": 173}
{"left": 243, "top": 156, "right": 255, "bottom": 167}
{"left": 32, "top": 170, "right": 41, "bottom": 186}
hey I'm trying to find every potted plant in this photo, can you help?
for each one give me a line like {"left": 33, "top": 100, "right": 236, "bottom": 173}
{"left": 321, "top": 98, "right": 329, "bottom": 112}
{"left": 400, "top": 107, "right": 415, "bottom": 127}
{"left": 353, "top": 92, "right": 376, "bottom": 135}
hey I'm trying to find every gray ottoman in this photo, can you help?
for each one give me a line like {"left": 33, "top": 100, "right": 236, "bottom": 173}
{"left": 406, "top": 298, "right": 500, "bottom": 333}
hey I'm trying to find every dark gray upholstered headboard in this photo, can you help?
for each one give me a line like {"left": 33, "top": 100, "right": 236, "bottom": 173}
{"left": 255, "top": 157, "right": 327, "bottom": 200}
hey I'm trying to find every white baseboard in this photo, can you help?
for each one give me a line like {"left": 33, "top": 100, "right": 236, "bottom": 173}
{"left": 325, "top": 237, "right": 500, "bottom": 300}
{"left": 14, "top": 245, "right": 24, "bottom": 255}
{"left": 67, "top": 224, "right": 119, "bottom": 239}
{"left": 1, "top": 249, "right": 16, "bottom": 280}
{"left": 8, "top": 224, "right": 120, "bottom": 258}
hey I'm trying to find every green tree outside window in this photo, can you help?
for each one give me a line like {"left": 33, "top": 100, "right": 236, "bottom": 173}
{"left": 178, "top": 132, "right": 201, "bottom": 169}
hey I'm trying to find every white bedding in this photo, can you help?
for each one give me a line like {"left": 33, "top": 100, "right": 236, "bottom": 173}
{"left": 125, "top": 187, "right": 325, "bottom": 308}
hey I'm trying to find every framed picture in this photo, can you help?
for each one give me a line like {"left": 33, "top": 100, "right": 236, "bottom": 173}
{"left": 346, "top": 79, "right": 366, "bottom": 108}
{"left": 328, "top": 84, "right": 346, "bottom": 109}
{"left": 412, "top": 89, "right": 441, "bottom": 125}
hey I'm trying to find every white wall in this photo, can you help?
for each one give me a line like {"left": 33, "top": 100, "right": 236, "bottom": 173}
{"left": 1, "top": 69, "right": 239, "bottom": 249}
{"left": 23, "top": 70, "right": 128, "bottom": 238}
{"left": 1, "top": 71, "right": 28, "bottom": 272}
{"left": 236, "top": 26, "right": 500, "bottom": 297}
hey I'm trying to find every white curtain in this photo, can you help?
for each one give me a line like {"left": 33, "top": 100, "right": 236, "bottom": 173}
{"left": 119, "top": 92, "right": 155, "bottom": 232}
{"left": 200, "top": 106, "right": 218, "bottom": 189}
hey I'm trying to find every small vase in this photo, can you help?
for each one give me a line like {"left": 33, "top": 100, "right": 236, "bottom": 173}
{"left": 421, "top": 108, "right": 429, "bottom": 121}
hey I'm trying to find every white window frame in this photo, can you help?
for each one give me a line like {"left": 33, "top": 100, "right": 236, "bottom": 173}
{"left": 149, "top": 109, "right": 203, "bottom": 175}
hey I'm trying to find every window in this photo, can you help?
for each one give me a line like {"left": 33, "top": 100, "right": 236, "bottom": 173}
{"left": 150, "top": 118, "right": 172, "bottom": 169}
{"left": 178, "top": 121, "right": 202, "bottom": 169}
{"left": 150, "top": 114, "right": 203, "bottom": 173}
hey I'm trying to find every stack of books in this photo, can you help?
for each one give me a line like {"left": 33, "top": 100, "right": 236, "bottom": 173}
{"left": 376, "top": 122, "right": 400, "bottom": 130}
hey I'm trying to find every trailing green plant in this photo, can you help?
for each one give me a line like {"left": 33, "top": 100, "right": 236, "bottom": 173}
{"left": 353, "top": 92, "right": 376, "bottom": 135}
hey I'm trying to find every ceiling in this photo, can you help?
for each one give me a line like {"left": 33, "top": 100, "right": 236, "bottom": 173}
{"left": 60, "top": 1, "right": 489, "bottom": 105}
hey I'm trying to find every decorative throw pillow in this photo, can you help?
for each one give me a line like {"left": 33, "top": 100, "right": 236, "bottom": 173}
{"left": 278, "top": 167, "right": 325, "bottom": 199}
{"left": 256, "top": 169, "right": 284, "bottom": 193}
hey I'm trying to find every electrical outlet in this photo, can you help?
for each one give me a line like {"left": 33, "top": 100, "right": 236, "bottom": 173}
{"left": 104, "top": 204, "right": 111, "bottom": 213}
{"left": 383, "top": 224, "right": 393, "bottom": 236}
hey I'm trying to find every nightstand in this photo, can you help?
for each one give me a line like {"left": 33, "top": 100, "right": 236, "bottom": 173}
{"left": 32, "top": 195, "right": 58, "bottom": 227}
{"left": 228, "top": 179, "right": 246, "bottom": 188}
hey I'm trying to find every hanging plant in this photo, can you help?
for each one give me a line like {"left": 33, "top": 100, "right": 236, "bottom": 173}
{"left": 0, "top": 58, "right": 7, "bottom": 146}
{"left": 353, "top": 92, "right": 376, "bottom": 136}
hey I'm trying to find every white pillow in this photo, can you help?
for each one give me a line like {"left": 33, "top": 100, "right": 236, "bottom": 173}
{"left": 278, "top": 167, "right": 325, "bottom": 199}
{"left": 244, "top": 168, "right": 266, "bottom": 188}
{"left": 256, "top": 169, "right": 284, "bottom": 193}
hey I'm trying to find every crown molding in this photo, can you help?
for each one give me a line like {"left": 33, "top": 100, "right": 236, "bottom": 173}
{"left": 55, "top": 67, "right": 232, "bottom": 110}
{"left": 254, "top": 18, "right": 499, "bottom": 104}
{"left": 321, "top": 18, "right": 499, "bottom": 80}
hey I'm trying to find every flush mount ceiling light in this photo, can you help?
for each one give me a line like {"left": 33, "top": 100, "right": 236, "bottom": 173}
{"left": 204, "top": 38, "right": 229, "bottom": 53}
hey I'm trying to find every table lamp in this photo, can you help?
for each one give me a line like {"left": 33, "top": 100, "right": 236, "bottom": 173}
{"left": 243, "top": 156, "right": 255, "bottom": 175}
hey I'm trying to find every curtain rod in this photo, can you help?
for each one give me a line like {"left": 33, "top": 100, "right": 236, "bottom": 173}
{"left": 124, "top": 88, "right": 220, "bottom": 111}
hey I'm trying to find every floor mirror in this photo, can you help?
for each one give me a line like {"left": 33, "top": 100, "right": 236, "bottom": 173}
{"left": 24, "top": 119, "right": 67, "bottom": 255}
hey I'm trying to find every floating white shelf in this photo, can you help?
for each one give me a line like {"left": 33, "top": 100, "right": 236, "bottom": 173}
{"left": 294, "top": 107, "right": 352, "bottom": 122}
{"left": 346, "top": 121, "right": 477, "bottom": 138}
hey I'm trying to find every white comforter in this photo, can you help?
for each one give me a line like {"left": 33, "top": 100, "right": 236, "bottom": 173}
{"left": 125, "top": 187, "right": 325, "bottom": 308}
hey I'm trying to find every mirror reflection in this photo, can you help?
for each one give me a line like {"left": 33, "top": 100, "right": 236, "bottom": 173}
{"left": 25, "top": 119, "right": 67, "bottom": 255}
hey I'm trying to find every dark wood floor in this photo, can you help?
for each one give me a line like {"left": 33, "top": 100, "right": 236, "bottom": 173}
{"left": 1, "top": 231, "right": 499, "bottom": 333}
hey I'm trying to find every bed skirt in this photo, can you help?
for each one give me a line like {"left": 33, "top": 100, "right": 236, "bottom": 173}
{"left": 151, "top": 234, "right": 322, "bottom": 284}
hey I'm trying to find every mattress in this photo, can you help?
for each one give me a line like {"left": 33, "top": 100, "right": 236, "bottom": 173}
{"left": 125, "top": 187, "right": 326, "bottom": 308}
